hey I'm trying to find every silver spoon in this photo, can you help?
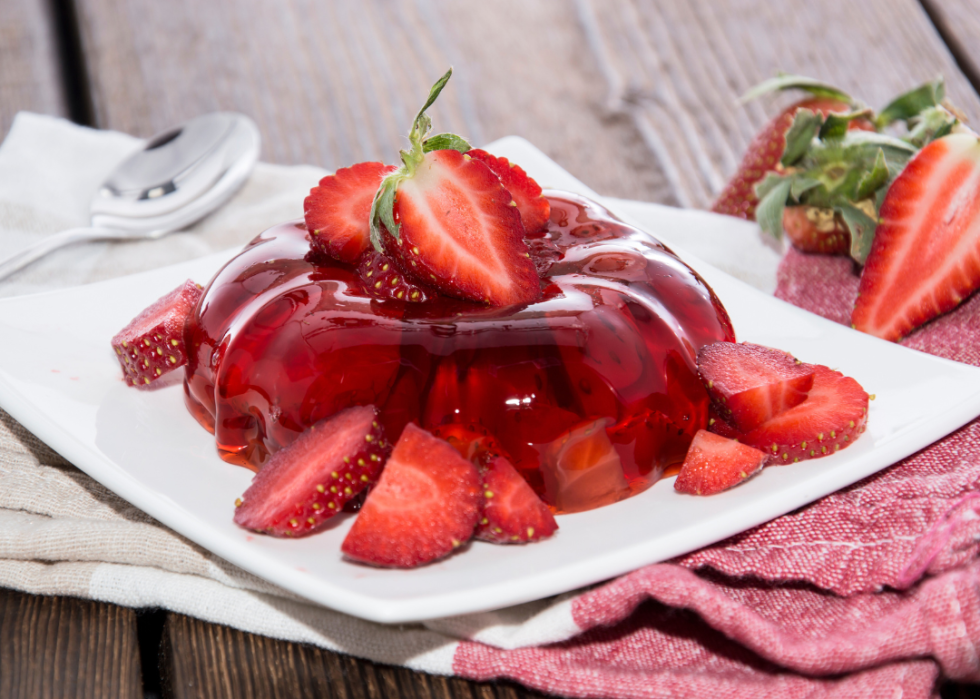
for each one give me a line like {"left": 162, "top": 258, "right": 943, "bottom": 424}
{"left": 0, "top": 112, "right": 261, "bottom": 281}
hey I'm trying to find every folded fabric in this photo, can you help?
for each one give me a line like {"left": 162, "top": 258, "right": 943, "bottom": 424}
{"left": 1, "top": 113, "right": 979, "bottom": 698}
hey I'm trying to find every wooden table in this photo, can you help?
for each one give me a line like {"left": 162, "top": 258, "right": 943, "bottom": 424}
{"left": 3, "top": 1, "right": 980, "bottom": 696}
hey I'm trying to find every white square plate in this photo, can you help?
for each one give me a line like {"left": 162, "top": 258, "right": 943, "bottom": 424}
{"left": 2, "top": 138, "right": 980, "bottom": 623}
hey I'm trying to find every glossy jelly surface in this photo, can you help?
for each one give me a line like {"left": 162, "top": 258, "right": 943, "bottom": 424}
{"left": 184, "top": 192, "right": 735, "bottom": 513}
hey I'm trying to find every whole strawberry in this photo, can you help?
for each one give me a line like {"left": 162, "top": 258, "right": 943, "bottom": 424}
{"left": 369, "top": 69, "right": 541, "bottom": 307}
{"left": 712, "top": 75, "right": 871, "bottom": 220}
{"left": 746, "top": 77, "right": 956, "bottom": 262}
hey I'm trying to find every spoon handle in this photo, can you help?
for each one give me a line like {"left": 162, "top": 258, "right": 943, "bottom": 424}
{"left": 0, "top": 227, "right": 127, "bottom": 282}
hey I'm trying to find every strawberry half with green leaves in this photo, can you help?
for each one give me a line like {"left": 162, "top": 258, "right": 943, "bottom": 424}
{"left": 112, "top": 279, "right": 202, "bottom": 388}
{"left": 234, "top": 405, "right": 389, "bottom": 537}
{"left": 712, "top": 75, "right": 872, "bottom": 220}
{"left": 698, "top": 342, "right": 814, "bottom": 433}
{"left": 852, "top": 132, "right": 980, "bottom": 341}
{"left": 674, "top": 430, "right": 767, "bottom": 496}
{"left": 477, "top": 455, "right": 557, "bottom": 544}
{"left": 370, "top": 69, "right": 541, "bottom": 307}
{"left": 305, "top": 162, "right": 395, "bottom": 264}
{"left": 341, "top": 423, "right": 481, "bottom": 568}
{"left": 467, "top": 149, "right": 551, "bottom": 234}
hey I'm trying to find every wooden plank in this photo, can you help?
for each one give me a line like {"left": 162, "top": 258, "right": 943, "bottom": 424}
{"left": 161, "top": 612, "right": 549, "bottom": 699}
{"left": 73, "top": 0, "right": 980, "bottom": 209}
{"left": 920, "top": 0, "right": 980, "bottom": 92}
{"left": 0, "top": 0, "right": 68, "bottom": 139}
{"left": 577, "top": 0, "right": 980, "bottom": 208}
{"left": 0, "top": 587, "right": 142, "bottom": 699}
{"left": 72, "top": 0, "right": 673, "bottom": 203}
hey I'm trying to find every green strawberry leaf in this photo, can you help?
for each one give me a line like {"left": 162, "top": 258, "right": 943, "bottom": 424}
{"left": 854, "top": 149, "right": 889, "bottom": 201}
{"left": 369, "top": 173, "right": 402, "bottom": 250}
{"left": 905, "top": 105, "right": 958, "bottom": 148}
{"left": 781, "top": 110, "right": 824, "bottom": 167}
{"left": 423, "top": 133, "right": 472, "bottom": 153}
{"left": 756, "top": 176, "right": 792, "bottom": 240}
{"left": 755, "top": 172, "right": 788, "bottom": 200}
{"left": 414, "top": 68, "right": 454, "bottom": 128}
{"left": 818, "top": 109, "right": 873, "bottom": 140}
{"left": 789, "top": 175, "right": 822, "bottom": 200}
{"left": 839, "top": 202, "right": 878, "bottom": 264}
{"left": 876, "top": 78, "right": 945, "bottom": 128}
{"left": 741, "top": 74, "right": 854, "bottom": 104}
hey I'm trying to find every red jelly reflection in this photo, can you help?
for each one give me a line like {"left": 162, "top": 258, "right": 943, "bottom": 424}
{"left": 183, "top": 192, "right": 735, "bottom": 513}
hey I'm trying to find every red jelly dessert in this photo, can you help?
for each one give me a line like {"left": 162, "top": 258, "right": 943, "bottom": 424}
{"left": 183, "top": 191, "right": 735, "bottom": 513}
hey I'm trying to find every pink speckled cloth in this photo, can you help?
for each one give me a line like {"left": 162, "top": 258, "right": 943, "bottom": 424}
{"left": 452, "top": 248, "right": 980, "bottom": 698}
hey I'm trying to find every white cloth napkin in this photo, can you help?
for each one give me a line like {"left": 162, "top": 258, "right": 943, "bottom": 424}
{"left": 0, "top": 112, "right": 779, "bottom": 674}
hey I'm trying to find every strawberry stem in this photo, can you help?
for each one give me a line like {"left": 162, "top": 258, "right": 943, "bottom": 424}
{"left": 369, "top": 68, "right": 471, "bottom": 251}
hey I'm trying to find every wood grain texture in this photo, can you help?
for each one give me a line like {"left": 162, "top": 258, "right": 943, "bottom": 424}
{"left": 920, "top": 0, "right": 980, "bottom": 90}
{"left": 0, "top": 587, "right": 141, "bottom": 699}
{"left": 0, "top": 0, "right": 68, "bottom": 140}
{"left": 579, "top": 0, "right": 980, "bottom": 208}
{"left": 72, "top": 0, "right": 674, "bottom": 203}
{"left": 161, "top": 613, "right": 549, "bottom": 699}
{"left": 73, "top": 0, "right": 980, "bottom": 209}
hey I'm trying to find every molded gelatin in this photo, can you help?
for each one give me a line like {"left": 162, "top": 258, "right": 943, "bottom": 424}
{"left": 183, "top": 192, "right": 735, "bottom": 513}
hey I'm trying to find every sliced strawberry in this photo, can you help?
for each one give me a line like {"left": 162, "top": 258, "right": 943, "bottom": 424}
{"left": 383, "top": 149, "right": 541, "bottom": 306}
{"left": 740, "top": 365, "right": 869, "bottom": 463}
{"left": 341, "top": 423, "right": 481, "bottom": 568}
{"left": 698, "top": 342, "right": 814, "bottom": 433}
{"left": 477, "top": 455, "right": 557, "bottom": 544}
{"left": 357, "top": 250, "right": 434, "bottom": 303}
{"left": 782, "top": 205, "right": 851, "bottom": 255}
{"left": 852, "top": 133, "right": 980, "bottom": 341}
{"left": 305, "top": 162, "right": 396, "bottom": 264}
{"left": 234, "top": 405, "right": 389, "bottom": 537}
{"left": 712, "top": 97, "right": 868, "bottom": 220}
{"left": 706, "top": 405, "right": 742, "bottom": 440}
{"left": 674, "top": 430, "right": 767, "bottom": 496}
{"left": 467, "top": 149, "right": 551, "bottom": 234}
{"left": 112, "top": 279, "right": 202, "bottom": 388}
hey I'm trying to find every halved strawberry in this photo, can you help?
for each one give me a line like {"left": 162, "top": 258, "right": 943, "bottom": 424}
{"left": 357, "top": 250, "right": 434, "bottom": 303}
{"left": 697, "top": 342, "right": 814, "bottom": 433}
{"left": 674, "top": 430, "right": 767, "bottom": 496}
{"left": 782, "top": 205, "right": 851, "bottom": 255}
{"left": 852, "top": 133, "right": 980, "bottom": 341}
{"left": 370, "top": 70, "right": 541, "bottom": 308}
{"left": 740, "top": 365, "right": 869, "bottom": 463}
{"left": 112, "top": 279, "right": 202, "bottom": 388}
{"left": 468, "top": 149, "right": 551, "bottom": 234}
{"left": 341, "top": 423, "right": 481, "bottom": 567}
{"left": 477, "top": 455, "right": 557, "bottom": 544}
{"left": 382, "top": 149, "right": 540, "bottom": 306}
{"left": 305, "top": 162, "right": 395, "bottom": 264}
{"left": 233, "top": 405, "right": 389, "bottom": 537}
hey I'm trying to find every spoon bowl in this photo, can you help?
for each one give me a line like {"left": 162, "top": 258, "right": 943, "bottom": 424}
{"left": 0, "top": 112, "right": 260, "bottom": 281}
